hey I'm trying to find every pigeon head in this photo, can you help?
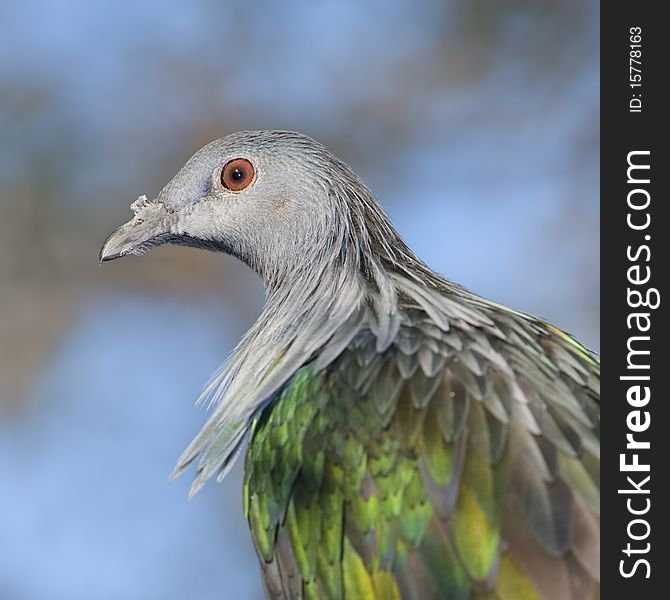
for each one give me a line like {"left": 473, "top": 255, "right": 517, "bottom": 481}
{"left": 100, "top": 130, "right": 405, "bottom": 287}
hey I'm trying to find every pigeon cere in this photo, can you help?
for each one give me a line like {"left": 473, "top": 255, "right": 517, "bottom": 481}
{"left": 100, "top": 130, "right": 600, "bottom": 600}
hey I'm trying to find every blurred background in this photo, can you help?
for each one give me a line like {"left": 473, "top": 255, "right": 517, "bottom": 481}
{"left": 0, "top": 1, "right": 598, "bottom": 599}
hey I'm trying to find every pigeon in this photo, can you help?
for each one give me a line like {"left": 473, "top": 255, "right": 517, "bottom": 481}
{"left": 101, "top": 130, "right": 599, "bottom": 599}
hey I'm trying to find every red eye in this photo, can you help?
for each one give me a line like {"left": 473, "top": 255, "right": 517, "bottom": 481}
{"left": 221, "top": 158, "right": 255, "bottom": 191}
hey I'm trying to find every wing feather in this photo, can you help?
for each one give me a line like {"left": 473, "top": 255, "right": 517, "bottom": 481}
{"left": 244, "top": 298, "right": 599, "bottom": 599}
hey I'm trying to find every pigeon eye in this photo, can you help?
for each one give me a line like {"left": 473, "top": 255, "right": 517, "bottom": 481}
{"left": 221, "top": 158, "right": 255, "bottom": 191}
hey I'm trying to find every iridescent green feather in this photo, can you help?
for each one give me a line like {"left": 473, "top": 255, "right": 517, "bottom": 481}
{"left": 244, "top": 305, "right": 600, "bottom": 600}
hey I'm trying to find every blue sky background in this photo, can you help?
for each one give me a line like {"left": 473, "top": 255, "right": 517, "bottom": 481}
{"left": 0, "top": 2, "right": 598, "bottom": 598}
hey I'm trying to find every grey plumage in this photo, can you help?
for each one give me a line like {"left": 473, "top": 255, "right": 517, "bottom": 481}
{"left": 104, "top": 131, "right": 466, "bottom": 495}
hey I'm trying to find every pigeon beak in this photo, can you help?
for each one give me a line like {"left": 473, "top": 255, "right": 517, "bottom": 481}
{"left": 99, "top": 196, "right": 173, "bottom": 264}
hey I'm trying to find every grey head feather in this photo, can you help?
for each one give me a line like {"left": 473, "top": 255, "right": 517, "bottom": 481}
{"left": 101, "top": 130, "right": 493, "bottom": 496}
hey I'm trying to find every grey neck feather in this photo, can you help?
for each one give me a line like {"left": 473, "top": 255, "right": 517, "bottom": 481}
{"left": 170, "top": 162, "right": 468, "bottom": 496}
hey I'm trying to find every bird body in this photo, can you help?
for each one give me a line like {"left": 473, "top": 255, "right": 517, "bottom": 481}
{"left": 101, "top": 131, "right": 599, "bottom": 599}
{"left": 243, "top": 279, "right": 599, "bottom": 600}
